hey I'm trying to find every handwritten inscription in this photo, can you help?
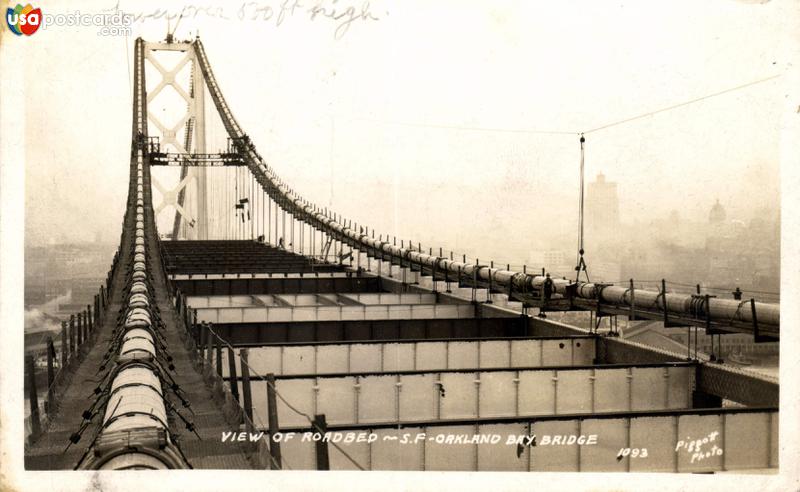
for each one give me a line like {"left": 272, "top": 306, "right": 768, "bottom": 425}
{"left": 111, "top": 0, "right": 381, "bottom": 40}
{"left": 221, "top": 429, "right": 734, "bottom": 466}
{"left": 675, "top": 431, "right": 723, "bottom": 463}
{"left": 224, "top": 431, "right": 602, "bottom": 447}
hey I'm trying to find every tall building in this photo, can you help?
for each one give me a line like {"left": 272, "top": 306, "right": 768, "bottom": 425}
{"left": 528, "top": 249, "right": 573, "bottom": 276}
{"left": 586, "top": 172, "right": 620, "bottom": 241}
{"left": 709, "top": 198, "right": 726, "bottom": 223}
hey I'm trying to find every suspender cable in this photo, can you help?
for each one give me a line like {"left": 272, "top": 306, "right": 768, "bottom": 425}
{"left": 579, "top": 134, "right": 584, "bottom": 253}
{"left": 575, "top": 133, "right": 589, "bottom": 283}
{"left": 268, "top": 192, "right": 272, "bottom": 244}
{"left": 250, "top": 171, "right": 254, "bottom": 239}
{"left": 234, "top": 167, "right": 238, "bottom": 239}
{"left": 193, "top": 38, "right": 779, "bottom": 331}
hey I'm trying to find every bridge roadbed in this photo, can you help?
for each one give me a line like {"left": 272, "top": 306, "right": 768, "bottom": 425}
{"left": 148, "top": 237, "right": 254, "bottom": 469}
{"left": 24, "top": 227, "right": 254, "bottom": 470}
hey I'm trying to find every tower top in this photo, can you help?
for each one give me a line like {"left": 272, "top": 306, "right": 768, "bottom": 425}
{"left": 709, "top": 198, "right": 727, "bottom": 224}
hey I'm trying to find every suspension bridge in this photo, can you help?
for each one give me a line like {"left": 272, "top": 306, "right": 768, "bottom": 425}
{"left": 23, "top": 36, "right": 779, "bottom": 472}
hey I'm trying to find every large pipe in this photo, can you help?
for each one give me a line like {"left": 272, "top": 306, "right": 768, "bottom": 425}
{"left": 194, "top": 39, "right": 779, "bottom": 331}
{"left": 79, "top": 38, "right": 187, "bottom": 471}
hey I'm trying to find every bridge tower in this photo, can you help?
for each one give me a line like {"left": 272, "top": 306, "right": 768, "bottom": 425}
{"left": 144, "top": 39, "right": 209, "bottom": 240}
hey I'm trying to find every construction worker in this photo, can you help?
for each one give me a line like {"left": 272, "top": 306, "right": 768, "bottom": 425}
{"left": 543, "top": 273, "right": 555, "bottom": 301}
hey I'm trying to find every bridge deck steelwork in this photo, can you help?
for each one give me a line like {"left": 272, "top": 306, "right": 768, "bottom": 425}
{"left": 195, "top": 301, "right": 478, "bottom": 324}
{"left": 235, "top": 362, "right": 698, "bottom": 429}
{"left": 273, "top": 406, "right": 778, "bottom": 472}
{"left": 379, "top": 276, "right": 781, "bottom": 408}
{"left": 180, "top": 255, "right": 778, "bottom": 471}
{"left": 202, "top": 317, "right": 530, "bottom": 346}
{"left": 187, "top": 292, "right": 448, "bottom": 308}
{"left": 149, "top": 152, "right": 246, "bottom": 167}
{"left": 161, "top": 240, "right": 343, "bottom": 275}
{"left": 170, "top": 273, "right": 381, "bottom": 296}
{"left": 221, "top": 336, "right": 599, "bottom": 377}
{"left": 174, "top": 244, "right": 779, "bottom": 470}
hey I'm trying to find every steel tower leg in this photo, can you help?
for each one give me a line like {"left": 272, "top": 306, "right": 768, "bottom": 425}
{"left": 192, "top": 53, "right": 208, "bottom": 240}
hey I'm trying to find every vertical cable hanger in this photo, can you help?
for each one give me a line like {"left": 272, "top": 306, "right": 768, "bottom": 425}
{"left": 574, "top": 133, "right": 590, "bottom": 283}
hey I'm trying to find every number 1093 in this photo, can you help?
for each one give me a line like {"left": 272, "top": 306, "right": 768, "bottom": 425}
{"left": 617, "top": 448, "right": 648, "bottom": 458}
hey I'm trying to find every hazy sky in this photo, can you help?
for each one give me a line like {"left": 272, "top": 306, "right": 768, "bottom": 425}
{"left": 17, "top": 0, "right": 793, "bottom": 264}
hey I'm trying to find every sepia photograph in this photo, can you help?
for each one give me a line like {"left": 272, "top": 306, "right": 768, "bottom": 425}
{"left": 1, "top": 0, "right": 798, "bottom": 490}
